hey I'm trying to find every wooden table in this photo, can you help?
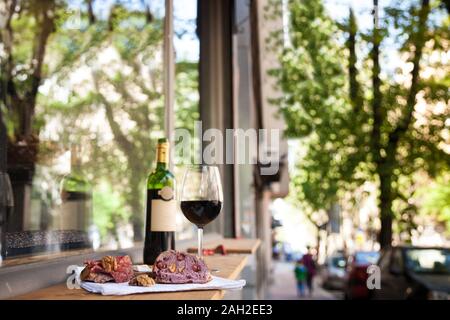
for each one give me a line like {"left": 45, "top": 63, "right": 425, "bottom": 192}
{"left": 187, "top": 238, "right": 261, "bottom": 255}
{"left": 11, "top": 254, "right": 248, "bottom": 300}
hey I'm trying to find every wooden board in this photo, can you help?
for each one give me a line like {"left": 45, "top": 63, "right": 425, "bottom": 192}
{"left": 11, "top": 255, "right": 248, "bottom": 300}
{"left": 187, "top": 238, "right": 261, "bottom": 255}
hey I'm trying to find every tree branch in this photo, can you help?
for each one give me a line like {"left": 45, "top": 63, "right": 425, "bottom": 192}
{"left": 386, "top": 0, "right": 430, "bottom": 159}
{"left": 93, "top": 71, "right": 135, "bottom": 156}
{"left": 145, "top": 4, "right": 153, "bottom": 24}
{"left": 128, "top": 58, "right": 162, "bottom": 99}
{"left": 106, "top": 71, "right": 154, "bottom": 132}
{"left": 347, "top": 8, "right": 363, "bottom": 115}
{"left": 16, "top": 0, "right": 56, "bottom": 136}
{"left": 85, "top": 0, "right": 96, "bottom": 25}
{"left": 444, "top": 0, "right": 450, "bottom": 15}
{"left": 29, "top": 0, "right": 55, "bottom": 100}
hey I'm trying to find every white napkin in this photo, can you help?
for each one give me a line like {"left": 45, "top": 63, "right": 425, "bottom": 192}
{"left": 74, "top": 266, "right": 246, "bottom": 296}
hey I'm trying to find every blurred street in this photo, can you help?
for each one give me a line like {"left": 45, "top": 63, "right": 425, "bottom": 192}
{"left": 267, "top": 261, "right": 344, "bottom": 300}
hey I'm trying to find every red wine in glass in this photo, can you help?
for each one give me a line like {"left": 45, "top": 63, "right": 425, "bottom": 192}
{"left": 180, "top": 165, "right": 223, "bottom": 266}
{"left": 180, "top": 200, "right": 222, "bottom": 227}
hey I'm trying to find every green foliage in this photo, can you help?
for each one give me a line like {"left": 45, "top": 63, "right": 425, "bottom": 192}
{"left": 0, "top": 0, "right": 61, "bottom": 136}
{"left": 175, "top": 61, "right": 199, "bottom": 134}
{"left": 420, "top": 175, "right": 450, "bottom": 235}
{"left": 275, "top": 0, "right": 360, "bottom": 214}
{"left": 273, "top": 0, "right": 450, "bottom": 240}
{"left": 93, "top": 181, "right": 128, "bottom": 240}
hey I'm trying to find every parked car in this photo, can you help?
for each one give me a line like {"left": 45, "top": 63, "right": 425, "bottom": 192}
{"left": 344, "top": 251, "right": 380, "bottom": 299}
{"left": 322, "top": 253, "right": 347, "bottom": 290}
{"left": 372, "top": 246, "right": 450, "bottom": 300}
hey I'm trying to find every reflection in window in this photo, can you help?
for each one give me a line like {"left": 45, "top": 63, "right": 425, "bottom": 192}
{"left": 0, "top": 0, "right": 199, "bottom": 261}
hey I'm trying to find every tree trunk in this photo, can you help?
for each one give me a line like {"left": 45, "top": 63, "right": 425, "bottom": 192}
{"left": 378, "top": 171, "right": 393, "bottom": 248}
{"left": 371, "top": 0, "right": 392, "bottom": 249}
{"left": 23, "top": 0, "right": 55, "bottom": 136}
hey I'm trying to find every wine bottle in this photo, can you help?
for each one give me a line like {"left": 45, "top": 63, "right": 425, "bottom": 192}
{"left": 59, "top": 144, "right": 93, "bottom": 235}
{"left": 143, "top": 138, "right": 176, "bottom": 265}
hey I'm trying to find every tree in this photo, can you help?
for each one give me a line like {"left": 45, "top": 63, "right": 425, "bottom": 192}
{"left": 273, "top": 0, "right": 362, "bottom": 231}
{"left": 276, "top": 0, "right": 449, "bottom": 248}
{"left": 0, "top": 0, "right": 57, "bottom": 138}
{"left": 0, "top": 0, "right": 62, "bottom": 232}
{"left": 356, "top": 0, "right": 448, "bottom": 247}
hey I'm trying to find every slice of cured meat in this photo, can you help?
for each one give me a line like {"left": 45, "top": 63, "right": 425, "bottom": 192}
{"left": 153, "top": 250, "right": 212, "bottom": 284}
{"left": 80, "top": 255, "right": 134, "bottom": 283}
{"left": 109, "top": 255, "right": 134, "bottom": 283}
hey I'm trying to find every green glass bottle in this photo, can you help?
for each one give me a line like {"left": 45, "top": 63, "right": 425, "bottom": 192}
{"left": 143, "top": 138, "right": 176, "bottom": 265}
{"left": 59, "top": 144, "right": 93, "bottom": 244}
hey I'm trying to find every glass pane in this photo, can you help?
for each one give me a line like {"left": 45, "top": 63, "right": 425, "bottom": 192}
{"left": 234, "top": 0, "right": 257, "bottom": 238}
{"left": 173, "top": 0, "right": 200, "bottom": 240}
{"left": 0, "top": 0, "right": 199, "bottom": 264}
{"left": 331, "top": 256, "right": 346, "bottom": 268}
{"left": 354, "top": 251, "right": 380, "bottom": 266}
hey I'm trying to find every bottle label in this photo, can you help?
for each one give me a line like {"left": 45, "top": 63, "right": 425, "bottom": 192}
{"left": 150, "top": 186, "right": 176, "bottom": 231}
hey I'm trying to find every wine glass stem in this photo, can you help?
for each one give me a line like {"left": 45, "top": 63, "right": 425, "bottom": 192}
{"left": 197, "top": 226, "right": 204, "bottom": 259}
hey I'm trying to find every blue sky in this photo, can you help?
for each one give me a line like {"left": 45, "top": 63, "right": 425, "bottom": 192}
{"left": 173, "top": 0, "right": 199, "bottom": 61}
{"left": 326, "top": 0, "right": 375, "bottom": 29}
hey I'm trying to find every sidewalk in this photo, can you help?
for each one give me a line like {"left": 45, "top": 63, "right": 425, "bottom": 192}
{"left": 266, "top": 261, "right": 342, "bottom": 300}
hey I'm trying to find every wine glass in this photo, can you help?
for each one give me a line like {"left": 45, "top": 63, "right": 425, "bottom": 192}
{"left": 180, "top": 165, "right": 223, "bottom": 260}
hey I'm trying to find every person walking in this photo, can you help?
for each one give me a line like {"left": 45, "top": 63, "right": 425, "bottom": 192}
{"left": 294, "top": 260, "right": 307, "bottom": 297}
{"left": 301, "top": 246, "right": 317, "bottom": 296}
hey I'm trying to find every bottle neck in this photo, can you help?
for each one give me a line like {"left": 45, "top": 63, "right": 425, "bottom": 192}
{"left": 156, "top": 142, "right": 169, "bottom": 170}
{"left": 156, "top": 161, "right": 168, "bottom": 170}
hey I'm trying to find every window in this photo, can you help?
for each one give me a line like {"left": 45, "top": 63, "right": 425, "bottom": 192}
{"left": 405, "top": 248, "right": 450, "bottom": 275}
{"left": 0, "top": 0, "right": 199, "bottom": 264}
{"left": 331, "top": 256, "right": 346, "bottom": 269}
{"left": 234, "top": 0, "right": 257, "bottom": 239}
{"left": 354, "top": 251, "right": 380, "bottom": 266}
